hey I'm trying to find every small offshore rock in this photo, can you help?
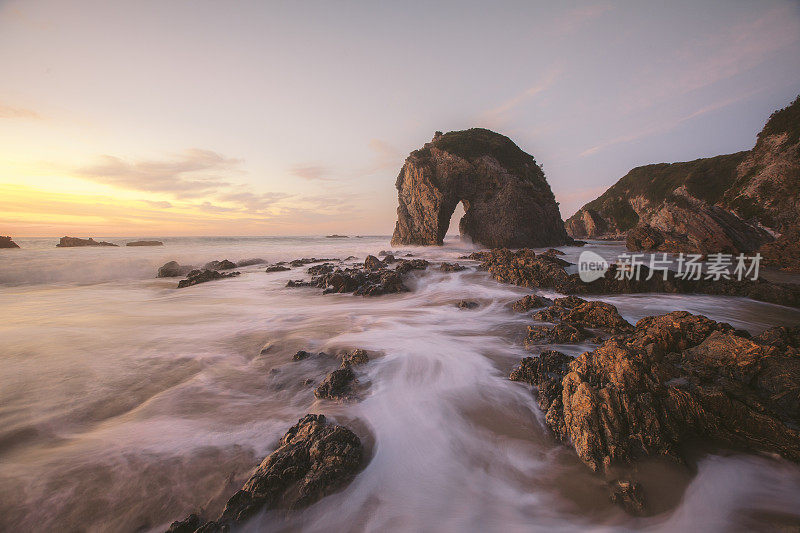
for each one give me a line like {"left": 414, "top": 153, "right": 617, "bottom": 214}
{"left": 314, "top": 366, "right": 357, "bottom": 400}
{"left": 126, "top": 240, "right": 163, "bottom": 246}
{"left": 394, "top": 258, "right": 429, "bottom": 274}
{"left": 364, "top": 255, "right": 385, "bottom": 270}
{"left": 203, "top": 259, "right": 237, "bottom": 270}
{"left": 235, "top": 258, "right": 266, "bottom": 267}
{"left": 440, "top": 262, "right": 466, "bottom": 272}
{"left": 56, "top": 236, "right": 117, "bottom": 247}
{"left": 457, "top": 299, "right": 479, "bottom": 310}
{"left": 177, "top": 269, "right": 240, "bottom": 288}
{"left": 340, "top": 349, "right": 369, "bottom": 367}
{"left": 266, "top": 265, "right": 291, "bottom": 272}
{"left": 609, "top": 480, "right": 646, "bottom": 515}
{"left": 157, "top": 261, "right": 194, "bottom": 278}
{"left": 0, "top": 236, "right": 20, "bottom": 248}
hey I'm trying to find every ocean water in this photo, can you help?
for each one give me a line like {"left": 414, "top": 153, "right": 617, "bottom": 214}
{"left": 1, "top": 236, "right": 800, "bottom": 532}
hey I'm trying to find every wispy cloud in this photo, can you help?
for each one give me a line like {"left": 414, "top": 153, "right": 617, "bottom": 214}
{"left": 579, "top": 88, "right": 763, "bottom": 157}
{"left": 0, "top": 103, "right": 40, "bottom": 119}
{"left": 290, "top": 164, "right": 333, "bottom": 181}
{"left": 550, "top": 2, "right": 614, "bottom": 36}
{"left": 142, "top": 199, "right": 173, "bottom": 209}
{"left": 77, "top": 149, "right": 242, "bottom": 198}
{"left": 479, "top": 67, "right": 562, "bottom": 128}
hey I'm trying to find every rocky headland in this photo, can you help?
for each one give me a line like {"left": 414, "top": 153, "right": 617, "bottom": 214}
{"left": 566, "top": 95, "right": 800, "bottom": 263}
{"left": 391, "top": 129, "right": 571, "bottom": 248}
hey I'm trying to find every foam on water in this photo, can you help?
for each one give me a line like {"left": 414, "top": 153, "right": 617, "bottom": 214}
{"left": 1, "top": 236, "right": 799, "bottom": 531}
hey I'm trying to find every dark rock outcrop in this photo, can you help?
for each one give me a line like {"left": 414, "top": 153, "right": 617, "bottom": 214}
{"left": 439, "top": 262, "right": 465, "bottom": 272}
{"left": 456, "top": 299, "right": 479, "bottom": 309}
{"left": 157, "top": 261, "right": 194, "bottom": 278}
{"left": 340, "top": 349, "right": 369, "bottom": 367}
{"left": 167, "top": 414, "right": 363, "bottom": 531}
{"left": 511, "top": 294, "right": 553, "bottom": 312}
{"left": 325, "top": 234, "right": 348, "bottom": 238}
{"left": 314, "top": 366, "right": 357, "bottom": 400}
{"left": 391, "top": 129, "right": 570, "bottom": 248}
{"left": 56, "top": 236, "right": 117, "bottom": 247}
{"left": 126, "top": 240, "right": 163, "bottom": 246}
{"left": 203, "top": 259, "right": 236, "bottom": 270}
{"left": 0, "top": 236, "right": 19, "bottom": 248}
{"left": 266, "top": 264, "right": 291, "bottom": 272}
{"left": 364, "top": 255, "right": 385, "bottom": 270}
{"left": 177, "top": 269, "right": 240, "bottom": 288}
{"left": 567, "top": 95, "right": 800, "bottom": 254}
{"left": 512, "top": 311, "right": 800, "bottom": 473}
{"left": 475, "top": 248, "right": 800, "bottom": 308}
{"left": 235, "top": 258, "right": 266, "bottom": 267}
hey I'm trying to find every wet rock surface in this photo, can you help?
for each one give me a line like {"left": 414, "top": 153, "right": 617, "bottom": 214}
{"left": 0, "top": 236, "right": 20, "bottom": 248}
{"left": 760, "top": 228, "right": 800, "bottom": 273}
{"left": 56, "top": 236, "right": 117, "bottom": 247}
{"left": 456, "top": 299, "right": 479, "bottom": 310}
{"left": 177, "top": 269, "right": 241, "bottom": 288}
{"left": 157, "top": 261, "right": 195, "bottom": 278}
{"left": 439, "top": 262, "right": 465, "bottom": 272}
{"left": 511, "top": 294, "right": 553, "bottom": 312}
{"left": 314, "top": 366, "right": 358, "bottom": 400}
{"left": 609, "top": 480, "right": 646, "bottom": 516}
{"left": 391, "top": 128, "right": 570, "bottom": 247}
{"left": 203, "top": 259, "right": 237, "bottom": 271}
{"left": 167, "top": 414, "right": 363, "bottom": 532}
{"left": 474, "top": 248, "right": 800, "bottom": 308}
{"left": 265, "top": 264, "right": 291, "bottom": 272}
{"left": 512, "top": 311, "right": 800, "bottom": 474}
{"left": 285, "top": 257, "right": 430, "bottom": 297}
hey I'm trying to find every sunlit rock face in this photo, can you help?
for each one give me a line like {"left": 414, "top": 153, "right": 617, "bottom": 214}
{"left": 391, "top": 128, "right": 570, "bottom": 248}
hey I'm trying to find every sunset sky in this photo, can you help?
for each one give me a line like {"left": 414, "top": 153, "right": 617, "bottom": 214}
{"left": 1, "top": 0, "right": 799, "bottom": 237}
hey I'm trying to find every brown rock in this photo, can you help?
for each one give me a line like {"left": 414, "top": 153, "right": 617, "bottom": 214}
{"left": 0, "top": 236, "right": 20, "bottom": 248}
{"left": 314, "top": 366, "right": 357, "bottom": 400}
{"left": 56, "top": 236, "right": 117, "bottom": 247}
{"left": 126, "top": 240, "right": 163, "bottom": 246}
{"left": 511, "top": 294, "right": 553, "bottom": 312}
{"left": 177, "top": 269, "right": 240, "bottom": 288}
{"left": 759, "top": 228, "right": 800, "bottom": 272}
{"left": 157, "top": 261, "right": 194, "bottom": 278}
{"left": 391, "top": 129, "right": 570, "bottom": 247}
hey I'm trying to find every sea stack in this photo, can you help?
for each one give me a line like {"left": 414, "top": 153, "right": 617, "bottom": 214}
{"left": 391, "top": 128, "right": 570, "bottom": 248}
{"left": 56, "top": 236, "right": 117, "bottom": 247}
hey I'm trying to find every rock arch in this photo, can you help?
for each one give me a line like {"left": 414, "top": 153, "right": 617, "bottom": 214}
{"left": 391, "top": 128, "right": 570, "bottom": 248}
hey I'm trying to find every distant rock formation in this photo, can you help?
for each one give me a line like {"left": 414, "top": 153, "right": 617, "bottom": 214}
{"left": 326, "top": 234, "right": 349, "bottom": 238}
{"left": 157, "top": 261, "right": 195, "bottom": 278}
{"left": 126, "top": 240, "right": 163, "bottom": 246}
{"left": 0, "top": 236, "right": 20, "bottom": 248}
{"left": 56, "top": 236, "right": 117, "bottom": 247}
{"left": 566, "top": 95, "right": 800, "bottom": 255}
{"left": 391, "top": 128, "right": 570, "bottom": 248}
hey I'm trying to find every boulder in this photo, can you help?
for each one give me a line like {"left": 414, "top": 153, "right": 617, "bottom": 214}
{"left": 56, "top": 236, "right": 117, "bottom": 247}
{"left": 340, "top": 349, "right": 369, "bottom": 367}
{"left": 391, "top": 129, "right": 570, "bottom": 248}
{"left": 364, "top": 255, "right": 385, "bottom": 270}
{"left": 0, "top": 236, "right": 19, "bottom": 248}
{"left": 203, "top": 259, "right": 236, "bottom": 270}
{"left": 157, "top": 261, "right": 194, "bottom": 278}
{"left": 314, "top": 366, "right": 357, "bottom": 400}
{"left": 562, "top": 301, "right": 633, "bottom": 333}
{"left": 513, "top": 311, "right": 800, "bottom": 472}
{"left": 167, "top": 414, "right": 363, "bottom": 531}
{"left": 266, "top": 264, "right": 291, "bottom": 272}
{"left": 439, "top": 262, "right": 465, "bottom": 272}
{"left": 456, "top": 299, "right": 479, "bottom": 309}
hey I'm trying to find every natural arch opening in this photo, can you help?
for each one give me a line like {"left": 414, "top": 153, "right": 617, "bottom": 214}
{"left": 446, "top": 201, "right": 467, "bottom": 239}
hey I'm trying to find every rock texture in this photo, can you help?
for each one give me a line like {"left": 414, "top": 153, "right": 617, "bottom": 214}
{"left": 759, "top": 228, "right": 800, "bottom": 273}
{"left": 56, "top": 236, "right": 117, "bottom": 247}
{"left": 566, "top": 95, "right": 800, "bottom": 255}
{"left": 470, "top": 248, "right": 800, "bottom": 308}
{"left": 177, "top": 269, "right": 240, "bottom": 288}
{"left": 511, "top": 312, "right": 800, "bottom": 473}
{"left": 157, "top": 261, "right": 195, "bottom": 278}
{"left": 286, "top": 258, "right": 429, "bottom": 296}
{"left": 0, "top": 236, "right": 19, "bottom": 248}
{"left": 167, "top": 414, "right": 363, "bottom": 532}
{"left": 391, "top": 129, "right": 570, "bottom": 248}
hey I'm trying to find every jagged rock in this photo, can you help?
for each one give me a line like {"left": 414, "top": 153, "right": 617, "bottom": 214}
{"left": 439, "top": 262, "right": 465, "bottom": 272}
{"left": 394, "top": 258, "right": 429, "bottom": 274}
{"left": 203, "top": 259, "right": 236, "bottom": 270}
{"left": 56, "top": 236, "right": 117, "bottom": 247}
{"left": 177, "top": 269, "right": 240, "bottom": 288}
{"left": 364, "top": 255, "right": 385, "bottom": 270}
{"left": 126, "top": 240, "right": 163, "bottom": 246}
{"left": 525, "top": 323, "right": 589, "bottom": 345}
{"left": 289, "top": 257, "right": 337, "bottom": 267}
{"left": 307, "top": 263, "right": 335, "bottom": 275}
{"left": 509, "top": 351, "right": 571, "bottom": 434}
{"left": 157, "top": 261, "right": 194, "bottom": 278}
{"left": 266, "top": 265, "right": 291, "bottom": 272}
{"left": 314, "top": 366, "right": 357, "bottom": 400}
{"left": 511, "top": 294, "right": 553, "bottom": 312}
{"left": 513, "top": 311, "right": 800, "bottom": 473}
{"left": 235, "top": 258, "right": 266, "bottom": 267}
{"left": 457, "top": 299, "right": 479, "bottom": 309}
{"left": 0, "top": 236, "right": 20, "bottom": 248}
{"left": 378, "top": 250, "right": 396, "bottom": 256}
{"left": 552, "top": 295, "right": 587, "bottom": 308}
{"left": 542, "top": 248, "right": 565, "bottom": 256}
{"left": 760, "top": 228, "right": 800, "bottom": 273}
{"left": 340, "top": 349, "right": 369, "bottom": 367}
{"left": 383, "top": 254, "right": 396, "bottom": 264}
{"left": 531, "top": 305, "right": 569, "bottom": 322}
{"left": 475, "top": 248, "right": 800, "bottom": 308}
{"left": 167, "top": 414, "right": 363, "bottom": 531}
{"left": 567, "top": 95, "right": 800, "bottom": 253}
{"left": 292, "top": 350, "right": 315, "bottom": 361}
{"left": 562, "top": 301, "right": 633, "bottom": 333}
{"left": 391, "top": 128, "right": 570, "bottom": 248}
{"left": 609, "top": 480, "right": 646, "bottom": 516}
